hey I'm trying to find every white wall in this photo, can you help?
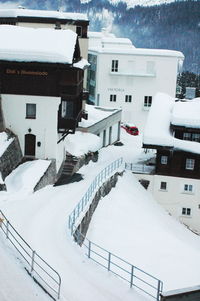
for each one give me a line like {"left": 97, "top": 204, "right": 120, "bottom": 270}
{"left": 2, "top": 94, "right": 64, "bottom": 172}
{"left": 135, "top": 173, "right": 200, "bottom": 234}
{"left": 91, "top": 51, "right": 180, "bottom": 132}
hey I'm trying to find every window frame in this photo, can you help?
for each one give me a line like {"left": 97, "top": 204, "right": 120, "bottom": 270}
{"left": 185, "top": 158, "right": 195, "bottom": 170}
{"left": 184, "top": 184, "right": 193, "bottom": 193}
{"left": 182, "top": 207, "right": 191, "bottom": 216}
{"left": 125, "top": 95, "right": 132, "bottom": 103}
{"left": 160, "top": 181, "right": 167, "bottom": 190}
{"left": 160, "top": 155, "right": 168, "bottom": 165}
{"left": 144, "top": 96, "right": 152, "bottom": 108}
{"left": 26, "top": 103, "right": 36, "bottom": 119}
{"left": 111, "top": 60, "right": 118, "bottom": 72}
{"left": 110, "top": 94, "right": 117, "bottom": 102}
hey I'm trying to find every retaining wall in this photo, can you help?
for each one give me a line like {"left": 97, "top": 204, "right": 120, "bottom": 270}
{"left": 0, "top": 135, "right": 22, "bottom": 181}
{"left": 74, "top": 172, "right": 122, "bottom": 244}
{"left": 34, "top": 159, "right": 56, "bottom": 192}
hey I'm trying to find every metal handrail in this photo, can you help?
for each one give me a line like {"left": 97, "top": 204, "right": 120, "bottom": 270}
{"left": 68, "top": 158, "right": 163, "bottom": 300}
{"left": 68, "top": 157, "right": 123, "bottom": 231}
{"left": 0, "top": 210, "right": 61, "bottom": 300}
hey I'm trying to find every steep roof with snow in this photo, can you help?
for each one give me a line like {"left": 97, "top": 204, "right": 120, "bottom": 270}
{"left": 0, "top": 25, "right": 77, "bottom": 64}
{"left": 143, "top": 93, "right": 200, "bottom": 154}
{"left": 0, "top": 8, "right": 88, "bottom": 21}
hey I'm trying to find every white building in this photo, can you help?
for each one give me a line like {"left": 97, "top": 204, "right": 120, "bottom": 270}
{"left": 0, "top": 25, "right": 88, "bottom": 174}
{"left": 87, "top": 31, "right": 184, "bottom": 131}
{"left": 133, "top": 93, "right": 200, "bottom": 234}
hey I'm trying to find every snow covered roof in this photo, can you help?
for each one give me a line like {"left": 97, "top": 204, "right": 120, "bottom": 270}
{"left": 0, "top": 8, "right": 88, "bottom": 21}
{"left": 78, "top": 104, "right": 121, "bottom": 128}
{"left": 0, "top": 25, "right": 77, "bottom": 64}
{"left": 89, "top": 31, "right": 184, "bottom": 58}
{"left": 143, "top": 93, "right": 200, "bottom": 154}
{"left": 171, "top": 98, "right": 200, "bottom": 128}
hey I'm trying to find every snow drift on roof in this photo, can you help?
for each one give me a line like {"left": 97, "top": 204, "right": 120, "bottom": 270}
{"left": 0, "top": 8, "right": 88, "bottom": 21}
{"left": 0, "top": 25, "right": 77, "bottom": 64}
{"left": 172, "top": 98, "right": 200, "bottom": 128}
{"left": 143, "top": 93, "right": 200, "bottom": 154}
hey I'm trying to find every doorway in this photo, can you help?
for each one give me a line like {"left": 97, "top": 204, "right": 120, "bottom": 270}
{"left": 24, "top": 134, "right": 36, "bottom": 157}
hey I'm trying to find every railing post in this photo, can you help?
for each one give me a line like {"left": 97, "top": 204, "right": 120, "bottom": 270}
{"left": 157, "top": 280, "right": 162, "bottom": 301}
{"left": 108, "top": 252, "right": 111, "bottom": 271}
{"left": 88, "top": 241, "right": 91, "bottom": 258}
{"left": 30, "top": 250, "right": 36, "bottom": 275}
{"left": 130, "top": 265, "right": 134, "bottom": 288}
{"left": 6, "top": 220, "right": 9, "bottom": 238}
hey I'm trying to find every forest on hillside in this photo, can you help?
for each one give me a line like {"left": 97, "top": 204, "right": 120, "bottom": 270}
{"left": 1, "top": 0, "right": 199, "bottom": 73}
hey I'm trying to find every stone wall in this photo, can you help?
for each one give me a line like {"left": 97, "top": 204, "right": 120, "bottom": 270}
{"left": 74, "top": 172, "right": 122, "bottom": 245}
{"left": 34, "top": 159, "right": 56, "bottom": 192}
{"left": 0, "top": 135, "right": 22, "bottom": 181}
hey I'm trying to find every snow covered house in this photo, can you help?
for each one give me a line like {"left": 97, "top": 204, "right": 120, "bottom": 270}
{"left": 87, "top": 31, "right": 184, "bottom": 131}
{"left": 133, "top": 93, "right": 200, "bottom": 233}
{"left": 0, "top": 25, "right": 88, "bottom": 174}
{"left": 0, "top": 8, "right": 89, "bottom": 61}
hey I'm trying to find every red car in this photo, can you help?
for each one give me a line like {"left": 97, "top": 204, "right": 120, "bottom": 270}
{"left": 121, "top": 123, "right": 139, "bottom": 136}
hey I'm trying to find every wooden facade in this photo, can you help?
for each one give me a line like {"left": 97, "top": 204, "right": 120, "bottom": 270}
{"left": 0, "top": 59, "right": 85, "bottom": 133}
{"left": 144, "top": 123, "right": 200, "bottom": 179}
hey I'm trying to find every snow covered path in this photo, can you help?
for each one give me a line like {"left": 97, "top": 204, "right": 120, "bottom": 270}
{"left": 0, "top": 134, "right": 150, "bottom": 301}
{"left": 1, "top": 132, "right": 200, "bottom": 300}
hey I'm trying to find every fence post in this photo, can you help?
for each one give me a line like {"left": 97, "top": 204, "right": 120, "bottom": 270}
{"left": 130, "top": 265, "right": 134, "bottom": 288}
{"left": 30, "top": 250, "right": 36, "bottom": 275}
{"left": 108, "top": 252, "right": 111, "bottom": 271}
{"left": 88, "top": 241, "right": 91, "bottom": 258}
{"left": 6, "top": 220, "right": 9, "bottom": 238}
{"left": 157, "top": 280, "right": 162, "bottom": 301}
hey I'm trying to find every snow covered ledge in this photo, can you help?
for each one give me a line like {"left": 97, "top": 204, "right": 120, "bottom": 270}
{"left": 161, "top": 285, "right": 200, "bottom": 300}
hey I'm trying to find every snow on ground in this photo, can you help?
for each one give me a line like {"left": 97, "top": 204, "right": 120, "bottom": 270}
{"left": 5, "top": 159, "right": 51, "bottom": 195}
{"left": 65, "top": 131, "right": 101, "bottom": 156}
{"left": 0, "top": 130, "right": 200, "bottom": 300}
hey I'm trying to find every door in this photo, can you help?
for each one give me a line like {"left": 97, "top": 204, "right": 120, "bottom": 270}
{"left": 24, "top": 134, "right": 36, "bottom": 157}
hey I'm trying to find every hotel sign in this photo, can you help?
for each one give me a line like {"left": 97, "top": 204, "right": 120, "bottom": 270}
{"left": 5, "top": 69, "right": 48, "bottom": 76}
{"left": 108, "top": 88, "right": 124, "bottom": 92}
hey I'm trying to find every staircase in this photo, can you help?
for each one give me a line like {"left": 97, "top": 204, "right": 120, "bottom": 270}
{"left": 62, "top": 154, "right": 79, "bottom": 176}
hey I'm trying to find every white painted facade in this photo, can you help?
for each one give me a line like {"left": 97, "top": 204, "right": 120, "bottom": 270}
{"left": 1, "top": 94, "right": 65, "bottom": 172}
{"left": 87, "top": 32, "right": 184, "bottom": 131}
{"left": 134, "top": 172, "right": 200, "bottom": 234}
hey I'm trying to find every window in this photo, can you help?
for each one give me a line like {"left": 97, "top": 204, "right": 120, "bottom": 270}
{"left": 110, "top": 95, "right": 116, "bottom": 102}
{"left": 184, "top": 184, "right": 193, "bottom": 193}
{"left": 161, "top": 155, "right": 168, "bottom": 165}
{"left": 192, "top": 133, "right": 200, "bottom": 142}
{"left": 144, "top": 96, "right": 152, "bottom": 108}
{"left": 76, "top": 26, "right": 82, "bottom": 37}
{"left": 26, "top": 104, "right": 36, "bottom": 119}
{"left": 185, "top": 158, "right": 195, "bottom": 170}
{"left": 61, "top": 100, "right": 74, "bottom": 119}
{"left": 160, "top": 181, "right": 167, "bottom": 190}
{"left": 182, "top": 208, "right": 191, "bottom": 216}
{"left": 111, "top": 60, "right": 118, "bottom": 72}
{"left": 183, "top": 132, "right": 191, "bottom": 140}
{"left": 125, "top": 95, "right": 132, "bottom": 102}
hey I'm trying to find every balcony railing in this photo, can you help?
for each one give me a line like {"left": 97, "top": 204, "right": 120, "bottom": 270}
{"left": 125, "top": 163, "right": 155, "bottom": 174}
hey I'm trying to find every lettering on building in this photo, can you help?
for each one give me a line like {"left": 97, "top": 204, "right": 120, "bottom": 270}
{"left": 108, "top": 88, "right": 125, "bottom": 92}
{"left": 5, "top": 69, "right": 48, "bottom": 76}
